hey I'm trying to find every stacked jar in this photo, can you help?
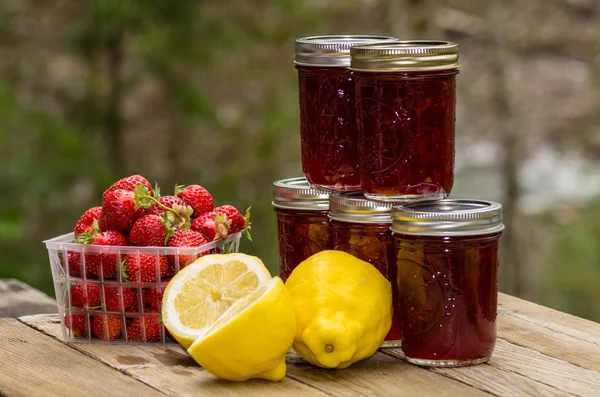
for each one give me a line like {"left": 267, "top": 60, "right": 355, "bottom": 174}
{"left": 272, "top": 37, "right": 503, "bottom": 366}
{"left": 272, "top": 177, "right": 332, "bottom": 281}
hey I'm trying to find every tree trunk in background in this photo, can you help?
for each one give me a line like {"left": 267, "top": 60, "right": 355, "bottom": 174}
{"left": 386, "top": 0, "right": 440, "bottom": 39}
{"left": 105, "top": 29, "right": 124, "bottom": 176}
{"left": 488, "top": 0, "right": 521, "bottom": 296}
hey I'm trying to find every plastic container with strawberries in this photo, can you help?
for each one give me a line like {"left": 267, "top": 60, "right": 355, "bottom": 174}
{"left": 43, "top": 175, "right": 247, "bottom": 344}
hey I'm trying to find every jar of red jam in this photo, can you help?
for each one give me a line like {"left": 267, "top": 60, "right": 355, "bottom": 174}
{"left": 295, "top": 35, "right": 395, "bottom": 192}
{"left": 350, "top": 41, "right": 460, "bottom": 202}
{"left": 328, "top": 192, "right": 401, "bottom": 347}
{"left": 273, "top": 177, "right": 332, "bottom": 281}
{"left": 391, "top": 199, "right": 504, "bottom": 367}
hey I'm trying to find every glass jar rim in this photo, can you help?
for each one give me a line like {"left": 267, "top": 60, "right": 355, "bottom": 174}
{"left": 295, "top": 35, "right": 397, "bottom": 68}
{"left": 272, "top": 177, "right": 330, "bottom": 210}
{"left": 350, "top": 40, "right": 460, "bottom": 72}
{"left": 391, "top": 199, "right": 504, "bottom": 236}
{"left": 328, "top": 192, "right": 396, "bottom": 224}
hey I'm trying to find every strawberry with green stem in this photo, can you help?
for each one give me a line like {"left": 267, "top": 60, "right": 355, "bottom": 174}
{"left": 175, "top": 184, "right": 214, "bottom": 217}
{"left": 129, "top": 215, "right": 175, "bottom": 246}
{"left": 134, "top": 186, "right": 193, "bottom": 230}
{"left": 74, "top": 221, "right": 128, "bottom": 279}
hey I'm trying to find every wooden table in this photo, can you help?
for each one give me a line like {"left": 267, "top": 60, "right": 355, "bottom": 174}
{"left": 1, "top": 293, "right": 600, "bottom": 397}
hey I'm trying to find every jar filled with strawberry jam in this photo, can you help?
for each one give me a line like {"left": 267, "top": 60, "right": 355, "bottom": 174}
{"left": 328, "top": 192, "right": 401, "bottom": 346}
{"left": 295, "top": 35, "right": 395, "bottom": 192}
{"left": 273, "top": 177, "right": 332, "bottom": 281}
{"left": 350, "top": 41, "right": 460, "bottom": 201}
{"left": 391, "top": 199, "right": 504, "bottom": 367}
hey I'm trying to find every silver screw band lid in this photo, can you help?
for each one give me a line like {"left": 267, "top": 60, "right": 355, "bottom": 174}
{"left": 328, "top": 192, "right": 395, "bottom": 224}
{"left": 350, "top": 40, "right": 460, "bottom": 72}
{"left": 272, "top": 177, "right": 330, "bottom": 211}
{"left": 391, "top": 199, "right": 504, "bottom": 236}
{"left": 295, "top": 35, "right": 397, "bottom": 67}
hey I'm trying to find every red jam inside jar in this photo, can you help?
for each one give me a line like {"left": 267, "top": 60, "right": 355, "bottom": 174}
{"left": 295, "top": 35, "right": 395, "bottom": 192}
{"left": 273, "top": 177, "right": 332, "bottom": 281}
{"left": 391, "top": 199, "right": 504, "bottom": 367}
{"left": 329, "top": 193, "right": 401, "bottom": 346}
{"left": 350, "top": 41, "right": 459, "bottom": 201}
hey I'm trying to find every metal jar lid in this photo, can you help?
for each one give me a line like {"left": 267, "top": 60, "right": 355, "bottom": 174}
{"left": 328, "top": 192, "right": 395, "bottom": 224}
{"left": 295, "top": 35, "right": 397, "bottom": 68}
{"left": 272, "top": 177, "right": 330, "bottom": 211}
{"left": 350, "top": 40, "right": 460, "bottom": 72}
{"left": 391, "top": 199, "right": 504, "bottom": 236}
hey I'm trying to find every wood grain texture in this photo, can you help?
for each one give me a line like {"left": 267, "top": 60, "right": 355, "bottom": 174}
{"left": 286, "top": 351, "right": 492, "bottom": 397}
{"left": 0, "top": 318, "right": 164, "bottom": 397}
{"left": 499, "top": 293, "right": 600, "bottom": 345}
{"left": 498, "top": 311, "right": 600, "bottom": 373}
{"left": 384, "top": 336, "right": 600, "bottom": 397}
{"left": 19, "top": 314, "right": 328, "bottom": 397}
{"left": 383, "top": 348, "right": 571, "bottom": 397}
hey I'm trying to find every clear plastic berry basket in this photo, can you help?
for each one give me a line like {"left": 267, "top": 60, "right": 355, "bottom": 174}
{"left": 44, "top": 231, "right": 242, "bottom": 344}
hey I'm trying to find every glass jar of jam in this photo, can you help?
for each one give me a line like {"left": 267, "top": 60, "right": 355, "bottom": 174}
{"left": 350, "top": 41, "right": 460, "bottom": 202}
{"left": 391, "top": 199, "right": 504, "bottom": 367}
{"left": 295, "top": 35, "right": 395, "bottom": 192}
{"left": 273, "top": 177, "right": 332, "bottom": 281}
{"left": 328, "top": 192, "right": 401, "bottom": 347}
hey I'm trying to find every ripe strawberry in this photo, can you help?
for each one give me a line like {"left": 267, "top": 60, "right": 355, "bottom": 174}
{"left": 74, "top": 206, "right": 102, "bottom": 237}
{"left": 123, "top": 253, "right": 169, "bottom": 283}
{"left": 191, "top": 211, "right": 230, "bottom": 241}
{"left": 70, "top": 282, "right": 101, "bottom": 308}
{"left": 129, "top": 215, "right": 171, "bottom": 246}
{"left": 104, "top": 287, "right": 138, "bottom": 312}
{"left": 146, "top": 196, "right": 185, "bottom": 217}
{"left": 93, "top": 315, "right": 122, "bottom": 341}
{"left": 175, "top": 184, "right": 214, "bottom": 217}
{"left": 75, "top": 229, "right": 127, "bottom": 279}
{"left": 126, "top": 317, "right": 161, "bottom": 342}
{"left": 64, "top": 313, "right": 87, "bottom": 338}
{"left": 62, "top": 251, "right": 83, "bottom": 278}
{"left": 102, "top": 175, "right": 153, "bottom": 201}
{"left": 142, "top": 280, "right": 170, "bottom": 311}
{"left": 166, "top": 229, "right": 208, "bottom": 267}
{"left": 99, "top": 189, "right": 144, "bottom": 233}
{"left": 215, "top": 205, "right": 249, "bottom": 234}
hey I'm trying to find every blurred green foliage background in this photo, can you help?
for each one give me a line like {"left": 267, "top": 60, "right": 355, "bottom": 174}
{"left": 1, "top": 0, "right": 600, "bottom": 320}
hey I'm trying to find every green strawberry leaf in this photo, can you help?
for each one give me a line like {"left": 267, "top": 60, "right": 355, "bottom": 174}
{"left": 174, "top": 184, "right": 185, "bottom": 196}
{"left": 243, "top": 206, "right": 252, "bottom": 241}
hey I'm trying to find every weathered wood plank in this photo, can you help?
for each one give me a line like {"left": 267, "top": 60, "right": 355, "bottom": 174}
{"left": 286, "top": 350, "right": 492, "bottom": 397}
{"left": 0, "top": 279, "right": 56, "bottom": 318}
{"left": 0, "top": 318, "right": 164, "bottom": 397}
{"left": 19, "top": 314, "right": 329, "bottom": 397}
{"left": 499, "top": 293, "right": 600, "bottom": 345}
{"left": 498, "top": 311, "right": 600, "bottom": 373}
{"left": 490, "top": 339, "right": 600, "bottom": 396}
{"left": 384, "top": 337, "right": 599, "bottom": 397}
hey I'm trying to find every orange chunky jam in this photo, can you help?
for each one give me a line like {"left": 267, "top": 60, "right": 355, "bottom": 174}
{"left": 391, "top": 199, "right": 504, "bottom": 367}
{"left": 272, "top": 177, "right": 332, "bottom": 281}
{"left": 329, "top": 193, "right": 401, "bottom": 346}
{"left": 295, "top": 35, "right": 395, "bottom": 192}
{"left": 350, "top": 41, "right": 459, "bottom": 201}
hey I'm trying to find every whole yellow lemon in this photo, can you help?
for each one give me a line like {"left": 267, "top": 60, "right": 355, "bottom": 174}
{"left": 285, "top": 250, "right": 392, "bottom": 369}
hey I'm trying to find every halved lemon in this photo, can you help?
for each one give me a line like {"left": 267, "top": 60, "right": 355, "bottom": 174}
{"left": 188, "top": 277, "right": 296, "bottom": 381}
{"left": 161, "top": 253, "right": 272, "bottom": 348}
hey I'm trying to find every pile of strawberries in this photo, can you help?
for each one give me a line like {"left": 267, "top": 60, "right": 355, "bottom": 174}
{"left": 62, "top": 174, "right": 250, "bottom": 342}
